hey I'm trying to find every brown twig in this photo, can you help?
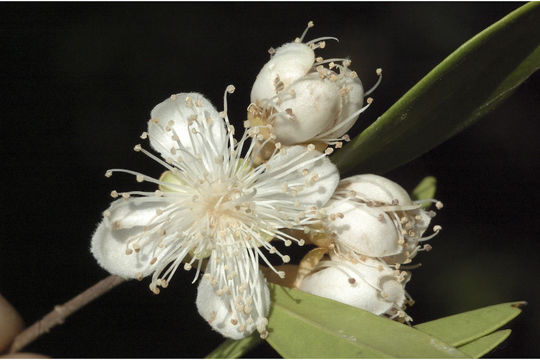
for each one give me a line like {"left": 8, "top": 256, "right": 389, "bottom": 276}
{"left": 8, "top": 275, "right": 126, "bottom": 354}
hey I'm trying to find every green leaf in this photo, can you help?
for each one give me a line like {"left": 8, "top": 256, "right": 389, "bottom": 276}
{"left": 414, "top": 301, "right": 525, "bottom": 347}
{"left": 457, "top": 330, "right": 512, "bottom": 358}
{"left": 333, "top": 2, "right": 540, "bottom": 175}
{"left": 411, "top": 176, "right": 437, "bottom": 208}
{"left": 205, "top": 334, "right": 262, "bottom": 359}
{"left": 265, "top": 284, "right": 468, "bottom": 358}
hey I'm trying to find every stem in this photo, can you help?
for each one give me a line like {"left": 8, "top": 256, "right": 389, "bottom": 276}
{"left": 8, "top": 275, "right": 126, "bottom": 353}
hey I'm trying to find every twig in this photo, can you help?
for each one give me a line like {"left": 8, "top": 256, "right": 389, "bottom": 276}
{"left": 8, "top": 275, "right": 126, "bottom": 353}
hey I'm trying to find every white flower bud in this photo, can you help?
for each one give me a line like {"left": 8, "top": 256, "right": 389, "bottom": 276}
{"left": 270, "top": 73, "right": 341, "bottom": 144}
{"left": 299, "top": 257, "right": 408, "bottom": 318}
{"left": 323, "top": 198, "right": 403, "bottom": 258}
{"left": 249, "top": 25, "right": 375, "bottom": 146}
{"left": 328, "top": 174, "right": 442, "bottom": 263}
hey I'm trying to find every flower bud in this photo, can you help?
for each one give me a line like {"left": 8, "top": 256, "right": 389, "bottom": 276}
{"left": 249, "top": 24, "right": 375, "bottom": 147}
{"left": 299, "top": 257, "right": 409, "bottom": 319}
{"left": 326, "top": 174, "right": 442, "bottom": 263}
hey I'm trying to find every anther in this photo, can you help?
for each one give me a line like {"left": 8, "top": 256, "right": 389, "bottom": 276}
{"left": 226, "top": 85, "right": 235, "bottom": 94}
{"left": 105, "top": 170, "right": 113, "bottom": 178}
{"left": 133, "top": 144, "right": 142, "bottom": 152}
{"left": 110, "top": 190, "right": 119, "bottom": 198}
{"left": 136, "top": 174, "right": 144, "bottom": 182}
{"left": 435, "top": 201, "right": 444, "bottom": 209}
{"left": 433, "top": 225, "right": 442, "bottom": 232}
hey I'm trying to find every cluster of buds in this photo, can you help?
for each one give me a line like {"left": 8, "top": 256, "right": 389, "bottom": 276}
{"left": 247, "top": 21, "right": 382, "bottom": 162}
{"left": 295, "top": 174, "right": 443, "bottom": 322}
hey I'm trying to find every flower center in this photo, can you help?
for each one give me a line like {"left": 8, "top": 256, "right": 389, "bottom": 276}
{"left": 197, "top": 180, "right": 246, "bottom": 230}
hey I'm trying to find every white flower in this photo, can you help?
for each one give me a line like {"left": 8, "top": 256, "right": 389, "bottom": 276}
{"left": 299, "top": 256, "right": 412, "bottom": 321}
{"left": 91, "top": 87, "right": 340, "bottom": 339}
{"left": 323, "top": 174, "right": 443, "bottom": 264}
{"left": 249, "top": 21, "right": 382, "bottom": 147}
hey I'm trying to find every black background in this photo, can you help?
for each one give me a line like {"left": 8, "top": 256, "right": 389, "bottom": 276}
{"left": 1, "top": 2, "right": 539, "bottom": 358}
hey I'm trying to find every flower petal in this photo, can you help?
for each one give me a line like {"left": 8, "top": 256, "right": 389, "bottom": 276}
{"left": 340, "top": 174, "right": 412, "bottom": 206}
{"left": 196, "top": 269, "right": 270, "bottom": 340}
{"left": 104, "top": 198, "right": 171, "bottom": 230}
{"left": 91, "top": 198, "right": 172, "bottom": 279}
{"left": 324, "top": 198, "right": 402, "bottom": 258}
{"left": 148, "top": 93, "right": 227, "bottom": 160}
{"left": 272, "top": 74, "right": 341, "bottom": 145}
{"left": 251, "top": 42, "right": 315, "bottom": 103}
{"left": 323, "top": 71, "right": 364, "bottom": 140}
{"left": 299, "top": 258, "right": 406, "bottom": 316}
{"left": 258, "top": 145, "right": 339, "bottom": 208}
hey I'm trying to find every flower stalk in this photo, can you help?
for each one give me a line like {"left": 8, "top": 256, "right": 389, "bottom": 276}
{"left": 8, "top": 275, "right": 125, "bottom": 354}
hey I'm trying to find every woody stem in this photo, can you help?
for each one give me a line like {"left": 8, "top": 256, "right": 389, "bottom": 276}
{"left": 8, "top": 275, "right": 126, "bottom": 354}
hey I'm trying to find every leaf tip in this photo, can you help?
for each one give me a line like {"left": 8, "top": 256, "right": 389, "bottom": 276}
{"left": 510, "top": 301, "right": 527, "bottom": 309}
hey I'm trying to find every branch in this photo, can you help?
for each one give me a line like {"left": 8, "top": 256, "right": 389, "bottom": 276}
{"left": 8, "top": 275, "right": 126, "bottom": 353}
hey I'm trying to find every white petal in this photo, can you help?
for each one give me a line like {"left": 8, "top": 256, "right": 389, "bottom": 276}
{"left": 414, "top": 208, "right": 432, "bottom": 236}
{"left": 272, "top": 75, "right": 341, "bottom": 145}
{"left": 251, "top": 42, "right": 314, "bottom": 103}
{"left": 91, "top": 198, "right": 172, "bottom": 279}
{"left": 148, "top": 92, "right": 227, "bottom": 160}
{"left": 323, "top": 73, "right": 364, "bottom": 140}
{"left": 324, "top": 199, "right": 402, "bottom": 257}
{"left": 340, "top": 174, "right": 412, "bottom": 206}
{"left": 299, "top": 258, "right": 405, "bottom": 315}
{"left": 91, "top": 221, "right": 160, "bottom": 279}
{"left": 196, "top": 270, "right": 270, "bottom": 340}
{"left": 104, "top": 198, "right": 170, "bottom": 229}
{"left": 259, "top": 145, "right": 339, "bottom": 208}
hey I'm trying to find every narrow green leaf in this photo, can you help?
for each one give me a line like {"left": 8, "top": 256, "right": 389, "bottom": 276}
{"left": 333, "top": 2, "right": 540, "bottom": 175}
{"left": 457, "top": 329, "right": 512, "bottom": 358}
{"left": 414, "top": 301, "right": 525, "bottom": 347}
{"left": 411, "top": 176, "right": 437, "bottom": 208}
{"left": 265, "top": 284, "right": 467, "bottom": 358}
{"left": 205, "top": 334, "right": 262, "bottom": 359}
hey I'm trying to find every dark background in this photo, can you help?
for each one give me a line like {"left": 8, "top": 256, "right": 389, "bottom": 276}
{"left": 1, "top": 2, "right": 539, "bottom": 358}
